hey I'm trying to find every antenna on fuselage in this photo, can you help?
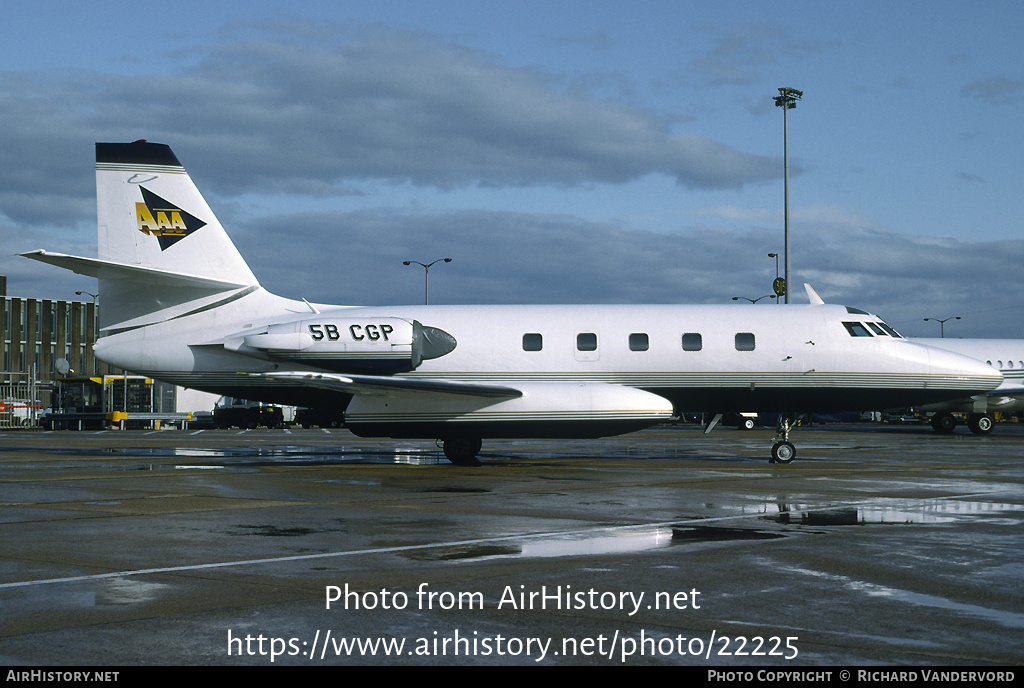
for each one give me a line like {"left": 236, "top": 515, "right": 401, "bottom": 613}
{"left": 804, "top": 283, "right": 825, "bottom": 305}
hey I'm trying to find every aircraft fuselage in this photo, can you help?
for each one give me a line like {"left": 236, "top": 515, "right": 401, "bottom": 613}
{"left": 94, "top": 292, "right": 999, "bottom": 427}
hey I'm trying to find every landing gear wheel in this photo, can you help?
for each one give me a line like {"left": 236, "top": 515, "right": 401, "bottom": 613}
{"left": 930, "top": 412, "right": 957, "bottom": 434}
{"left": 967, "top": 413, "right": 994, "bottom": 435}
{"left": 443, "top": 437, "right": 482, "bottom": 466}
{"left": 771, "top": 441, "right": 796, "bottom": 464}
{"left": 770, "top": 412, "right": 798, "bottom": 463}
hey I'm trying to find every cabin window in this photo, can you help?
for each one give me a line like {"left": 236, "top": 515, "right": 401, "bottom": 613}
{"left": 681, "top": 333, "right": 703, "bottom": 351}
{"left": 522, "top": 333, "right": 543, "bottom": 351}
{"left": 629, "top": 333, "right": 649, "bottom": 351}
{"left": 735, "top": 333, "right": 756, "bottom": 351}
{"left": 577, "top": 332, "right": 598, "bottom": 352}
{"left": 843, "top": 322, "right": 873, "bottom": 337}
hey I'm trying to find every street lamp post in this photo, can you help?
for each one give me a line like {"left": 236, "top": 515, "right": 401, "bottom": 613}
{"left": 732, "top": 295, "right": 776, "bottom": 303}
{"left": 773, "top": 87, "right": 802, "bottom": 304}
{"left": 923, "top": 316, "right": 960, "bottom": 338}
{"left": 403, "top": 258, "right": 452, "bottom": 305}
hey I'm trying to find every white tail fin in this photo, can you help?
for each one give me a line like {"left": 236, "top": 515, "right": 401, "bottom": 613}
{"left": 96, "top": 141, "right": 257, "bottom": 285}
{"left": 24, "top": 142, "right": 263, "bottom": 331}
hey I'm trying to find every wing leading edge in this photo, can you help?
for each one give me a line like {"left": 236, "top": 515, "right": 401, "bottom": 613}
{"left": 253, "top": 371, "right": 523, "bottom": 399}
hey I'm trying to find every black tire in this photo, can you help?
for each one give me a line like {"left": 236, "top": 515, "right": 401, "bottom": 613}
{"left": 930, "top": 412, "right": 957, "bottom": 434}
{"left": 967, "top": 413, "right": 994, "bottom": 435}
{"left": 771, "top": 441, "right": 796, "bottom": 464}
{"left": 443, "top": 437, "right": 483, "bottom": 466}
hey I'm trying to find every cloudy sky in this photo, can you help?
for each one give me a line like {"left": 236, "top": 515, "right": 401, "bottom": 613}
{"left": 2, "top": 0, "right": 1022, "bottom": 337}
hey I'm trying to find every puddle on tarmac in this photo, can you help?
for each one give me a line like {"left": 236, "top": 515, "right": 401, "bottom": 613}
{"left": 43, "top": 577, "right": 169, "bottom": 609}
{"left": 96, "top": 577, "right": 168, "bottom": 606}
{"left": 671, "top": 526, "right": 785, "bottom": 541}
{"left": 6, "top": 444, "right": 444, "bottom": 467}
{"left": 409, "top": 525, "right": 793, "bottom": 562}
{"left": 762, "top": 499, "right": 1024, "bottom": 525}
{"left": 233, "top": 524, "right": 317, "bottom": 537}
{"left": 780, "top": 563, "right": 1024, "bottom": 629}
{"left": 409, "top": 528, "right": 676, "bottom": 562}
{"left": 413, "top": 497, "right": 1024, "bottom": 562}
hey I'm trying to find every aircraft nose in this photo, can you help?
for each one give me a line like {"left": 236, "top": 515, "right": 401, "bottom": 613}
{"left": 927, "top": 345, "right": 1003, "bottom": 394}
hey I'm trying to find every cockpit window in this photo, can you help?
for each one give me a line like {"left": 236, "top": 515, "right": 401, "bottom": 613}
{"left": 866, "top": 322, "right": 888, "bottom": 336}
{"left": 875, "top": 321, "right": 902, "bottom": 338}
{"left": 843, "top": 322, "right": 873, "bottom": 337}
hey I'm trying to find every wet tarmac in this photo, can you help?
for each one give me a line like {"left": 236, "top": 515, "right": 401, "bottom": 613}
{"left": 0, "top": 423, "right": 1022, "bottom": 665}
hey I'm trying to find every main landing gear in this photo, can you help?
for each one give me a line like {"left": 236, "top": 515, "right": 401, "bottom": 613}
{"left": 441, "top": 437, "right": 482, "bottom": 466}
{"left": 968, "top": 413, "right": 995, "bottom": 435}
{"left": 929, "top": 412, "right": 995, "bottom": 435}
{"left": 771, "top": 413, "right": 797, "bottom": 464}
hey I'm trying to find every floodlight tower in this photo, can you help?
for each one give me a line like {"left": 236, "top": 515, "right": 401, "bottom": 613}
{"left": 924, "top": 316, "right": 961, "bottom": 338}
{"left": 773, "top": 87, "right": 802, "bottom": 304}
{"left": 403, "top": 258, "right": 452, "bottom": 305}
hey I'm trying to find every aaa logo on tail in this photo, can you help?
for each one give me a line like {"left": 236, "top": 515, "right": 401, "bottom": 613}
{"left": 135, "top": 186, "right": 207, "bottom": 250}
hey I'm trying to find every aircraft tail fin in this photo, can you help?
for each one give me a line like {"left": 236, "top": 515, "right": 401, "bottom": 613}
{"left": 95, "top": 141, "right": 258, "bottom": 286}
{"left": 32, "top": 141, "right": 263, "bottom": 331}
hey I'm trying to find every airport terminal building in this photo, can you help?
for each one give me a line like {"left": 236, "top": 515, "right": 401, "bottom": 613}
{"left": 1, "top": 276, "right": 105, "bottom": 383}
{"left": 1, "top": 276, "right": 228, "bottom": 429}
{"left": 0, "top": 275, "right": 182, "bottom": 428}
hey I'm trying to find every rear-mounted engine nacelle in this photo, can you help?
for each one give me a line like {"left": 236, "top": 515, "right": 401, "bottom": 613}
{"left": 232, "top": 317, "right": 456, "bottom": 374}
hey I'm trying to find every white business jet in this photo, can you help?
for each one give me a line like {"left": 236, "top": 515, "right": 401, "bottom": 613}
{"left": 910, "top": 338, "right": 1024, "bottom": 434}
{"left": 22, "top": 141, "right": 1002, "bottom": 464}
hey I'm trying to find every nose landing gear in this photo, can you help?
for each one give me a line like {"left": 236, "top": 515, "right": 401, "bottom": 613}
{"left": 771, "top": 414, "right": 797, "bottom": 464}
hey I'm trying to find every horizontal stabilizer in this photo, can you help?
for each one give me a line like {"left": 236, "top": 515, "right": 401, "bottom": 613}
{"left": 20, "top": 250, "right": 250, "bottom": 291}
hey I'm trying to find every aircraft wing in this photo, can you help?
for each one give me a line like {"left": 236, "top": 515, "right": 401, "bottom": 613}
{"left": 253, "top": 371, "right": 524, "bottom": 399}
{"left": 989, "top": 385, "right": 1024, "bottom": 397}
{"left": 260, "top": 372, "right": 675, "bottom": 445}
